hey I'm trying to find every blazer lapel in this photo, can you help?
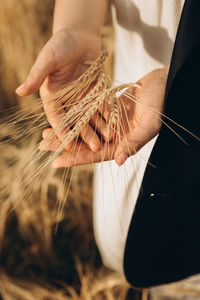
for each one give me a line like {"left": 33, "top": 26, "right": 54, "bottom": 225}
{"left": 124, "top": 0, "right": 200, "bottom": 288}
{"left": 165, "top": 0, "right": 200, "bottom": 101}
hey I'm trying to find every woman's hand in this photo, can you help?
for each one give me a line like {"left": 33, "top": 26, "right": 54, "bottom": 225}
{"left": 16, "top": 28, "right": 103, "bottom": 152}
{"left": 114, "top": 66, "right": 169, "bottom": 165}
{"left": 39, "top": 66, "right": 169, "bottom": 168}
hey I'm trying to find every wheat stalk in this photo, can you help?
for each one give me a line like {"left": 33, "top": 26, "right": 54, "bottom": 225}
{"left": 0, "top": 49, "right": 199, "bottom": 239}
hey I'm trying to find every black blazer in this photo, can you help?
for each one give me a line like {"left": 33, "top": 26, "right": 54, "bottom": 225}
{"left": 124, "top": 0, "right": 200, "bottom": 288}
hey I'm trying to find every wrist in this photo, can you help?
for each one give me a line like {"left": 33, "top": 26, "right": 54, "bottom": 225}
{"left": 50, "top": 27, "right": 101, "bottom": 63}
{"left": 52, "top": 24, "right": 101, "bottom": 38}
{"left": 53, "top": 0, "right": 108, "bottom": 37}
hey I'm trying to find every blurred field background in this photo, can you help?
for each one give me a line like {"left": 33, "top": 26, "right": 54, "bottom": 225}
{"left": 1, "top": 1, "right": 200, "bottom": 300}
{"left": 0, "top": 1, "right": 130, "bottom": 299}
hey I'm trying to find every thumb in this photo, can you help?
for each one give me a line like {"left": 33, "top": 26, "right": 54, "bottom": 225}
{"left": 16, "top": 49, "right": 55, "bottom": 96}
{"left": 114, "top": 127, "right": 149, "bottom": 166}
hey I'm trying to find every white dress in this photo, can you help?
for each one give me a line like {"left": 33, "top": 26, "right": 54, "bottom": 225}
{"left": 93, "top": 0, "right": 185, "bottom": 275}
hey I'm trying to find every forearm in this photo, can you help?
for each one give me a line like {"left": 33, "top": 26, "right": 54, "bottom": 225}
{"left": 53, "top": 0, "right": 109, "bottom": 35}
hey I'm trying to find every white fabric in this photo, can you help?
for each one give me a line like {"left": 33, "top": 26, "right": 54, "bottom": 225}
{"left": 93, "top": 0, "right": 184, "bottom": 275}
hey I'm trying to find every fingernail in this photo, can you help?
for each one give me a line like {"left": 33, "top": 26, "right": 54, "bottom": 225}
{"left": 38, "top": 142, "right": 45, "bottom": 151}
{"left": 52, "top": 161, "right": 59, "bottom": 168}
{"left": 42, "top": 131, "right": 48, "bottom": 139}
{"left": 91, "top": 141, "right": 101, "bottom": 152}
{"left": 104, "top": 130, "right": 113, "bottom": 142}
{"left": 116, "top": 153, "right": 129, "bottom": 166}
{"left": 15, "top": 83, "right": 25, "bottom": 94}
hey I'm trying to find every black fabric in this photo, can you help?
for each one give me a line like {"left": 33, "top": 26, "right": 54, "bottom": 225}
{"left": 124, "top": 0, "right": 200, "bottom": 288}
{"left": 165, "top": 0, "right": 200, "bottom": 100}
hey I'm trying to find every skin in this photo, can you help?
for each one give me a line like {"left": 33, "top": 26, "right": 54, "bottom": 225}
{"left": 16, "top": 0, "right": 169, "bottom": 168}
{"left": 16, "top": 0, "right": 108, "bottom": 152}
{"left": 39, "top": 66, "right": 169, "bottom": 167}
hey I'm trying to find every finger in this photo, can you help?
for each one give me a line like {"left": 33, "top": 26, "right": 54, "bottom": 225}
{"left": 41, "top": 128, "right": 74, "bottom": 151}
{"left": 39, "top": 136, "right": 84, "bottom": 153}
{"left": 40, "top": 89, "right": 75, "bottom": 149}
{"left": 42, "top": 128, "right": 53, "bottom": 139}
{"left": 89, "top": 112, "right": 113, "bottom": 142}
{"left": 80, "top": 123, "right": 101, "bottom": 152}
{"left": 52, "top": 143, "right": 117, "bottom": 168}
{"left": 98, "top": 100, "right": 111, "bottom": 121}
{"left": 39, "top": 136, "right": 63, "bottom": 152}
{"left": 114, "top": 126, "right": 156, "bottom": 166}
{"left": 15, "top": 47, "right": 55, "bottom": 96}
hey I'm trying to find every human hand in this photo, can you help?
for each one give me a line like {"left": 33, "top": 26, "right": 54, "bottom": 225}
{"left": 39, "top": 66, "right": 169, "bottom": 167}
{"left": 16, "top": 28, "right": 104, "bottom": 152}
{"left": 114, "top": 66, "right": 169, "bottom": 165}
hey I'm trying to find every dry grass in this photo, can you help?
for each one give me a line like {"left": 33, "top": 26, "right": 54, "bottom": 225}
{"left": 0, "top": 270, "right": 129, "bottom": 300}
{"left": 0, "top": 121, "right": 130, "bottom": 299}
{"left": 0, "top": 0, "right": 54, "bottom": 109}
{"left": 0, "top": 1, "right": 131, "bottom": 299}
{"left": 150, "top": 275, "right": 200, "bottom": 299}
{"left": 0, "top": 45, "right": 198, "bottom": 300}
{"left": 0, "top": 50, "right": 179, "bottom": 234}
{"left": 1, "top": 1, "right": 200, "bottom": 300}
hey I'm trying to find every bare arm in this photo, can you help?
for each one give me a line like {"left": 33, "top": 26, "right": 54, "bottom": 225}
{"left": 16, "top": 0, "right": 109, "bottom": 152}
{"left": 16, "top": 0, "right": 108, "bottom": 96}
{"left": 53, "top": 0, "right": 108, "bottom": 35}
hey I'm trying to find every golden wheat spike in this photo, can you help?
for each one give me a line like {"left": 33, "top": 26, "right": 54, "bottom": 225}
{"left": 0, "top": 49, "right": 199, "bottom": 236}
